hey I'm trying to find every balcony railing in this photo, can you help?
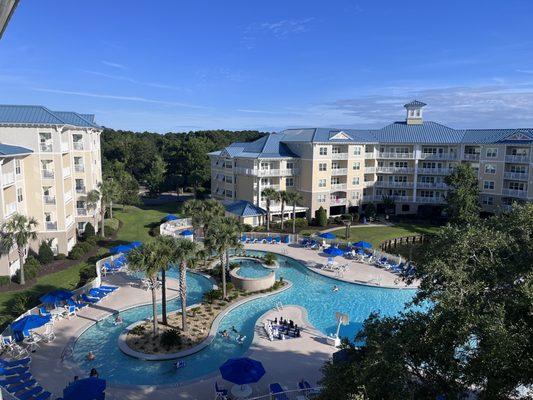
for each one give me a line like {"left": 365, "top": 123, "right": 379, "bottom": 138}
{"left": 46, "top": 222, "right": 58, "bottom": 231}
{"left": 40, "top": 143, "right": 53, "bottom": 152}
{"left": 416, "top": 182, "right": 449, "bottom": 189}
{"left": 364, "top": 153, "right": 375, "bottom": 159}
{"left": 463, "top": 153, "right": 480, "bottom": 161}
{"left": 73, "top": 142, "right": 84, "bottom": 150}
{"left": 42, "top": 170, "right": 54, "bottom": 179}
{"left": 5, "top": 202, "right": 16, "bottom": 217}
{"left": 331, "top": 183, "right": 347, "bottom": 190}
{"left": 417, "top": 168, "right": 453, "bottom": 175}
{"left": 376, "top": 152, "right": 414, "bottom": 159}
{"left": 64, "top": 191, "right": 73, "bottom": 202}
{"left": 43, "top": 195, "right": 56, "bottom": 205}
{"left": 61, "top": 142, "right": 69, "bottom": 152}
{"left": 76, "top": 186, "right": 86, "bottom": 194}
{"left": 259, "top": 184, "right": 280, "bottom": 191}
{"left": 65, "top": 215, "right": 74, "bottom": 228}
{"left": 63, "top": 167, "right": 71, "bottom": 177}
{"left": 367, "top": 166, "right": 414, "bottom": 174}
{"left": 502, "top": 188, "right": 528, "bottom": 198}
{"left": 364, "top": 195, "right": 413, "bottom": 202}
{"left": 420, "top": 153, "right": 458, "bottom": 160}
{"left": 77, "top": 208, "right": 88, "bottom": 216}
{"left": 2, "top": 172, "right": 15, "bottom": 186}
{"left": 375, "top": 181, "right": 414, "bottom": 188}
{"left": 417, "top": 196, "right": 446, "bottom": 204}
{"left": 331, "top": 153, "right": 349, "bottom": 160}
{"left": 331, "top": 168, "right": 347, "bottom": 176}
{"left": 505, "top": 154, "right": 530, "bottom": 163}
{"left": 74, "top": 164, "right": 85, "bottom": 172}
{"left": 330, "top": 198, "right": 347, "bottom": 205}
{"left": 235, "top": 168, "right": 298, "bottom": 177}
{"left": 504, "top": 171, "right": 529, "bottom": 180}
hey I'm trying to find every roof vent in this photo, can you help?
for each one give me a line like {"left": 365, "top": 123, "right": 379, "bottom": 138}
{"left": 404, "top": 100, "right": 426, "bottom": 125}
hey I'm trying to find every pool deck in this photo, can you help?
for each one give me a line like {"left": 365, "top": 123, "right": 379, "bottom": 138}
{"left": 244, "top": 242, "right": 419, "bottom": 289}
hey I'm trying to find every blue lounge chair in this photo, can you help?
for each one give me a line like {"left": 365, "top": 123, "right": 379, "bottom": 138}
{"left": 38, "top": 307, "right": 51, "bottom": 318}
{"left": 0, "top": 358, "right": 30, "bottom": 368}
{"left": 32, "top": 391, "right": 51, "bottom": 400}
{"left": 214, "top": 381, "right": 228, "bottom": 397}
{"left": 0, "top": 372, "right": 32, "bottom": 386}
{"left": 18, "top": 386, "right": 43, "bottom": 400}
{"left": 88, "top": 289, "right": 107, "bottom": 299}
{"left": 99, "top": 285, "right": 118, "bottom": 291}
{"left": 81, "top": 294, "right": 99, "bottom": 304}
{"left": 97, "top": 286, "right": 116, "bottom": 293}
{"left": 241, "top": 235, "right": 247, "bottom": 243}
{"left": 6, "top": 378, "right": 36, "bottom": 393}
{"left": 274, "top": 236, "right": 281, "bottom": 244}
{"left": 283, "top": 235, "right": 290, "bottom": 244}
{"left": 1, "top": 366, "right": 29, "bottom": 376}
{"left": 270, "top": 383, "right": 289, "bottom": 400}
{"left": 266, "top": 236, "right": 273, "bottom": 244}
{"left": 102, "top": 261, "right": 112, "bottom": 270}
{"left": 67, "top": 299, "right": 87, "bottom": 310}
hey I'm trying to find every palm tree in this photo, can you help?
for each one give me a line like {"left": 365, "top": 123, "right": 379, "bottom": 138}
{"left": 97, "top": 179, "right": 119, "bottom": 237}
{"left": 278, "top": 191, "right": 290, "bottom": 231}
{"left": 1, "top": 214, "right": 38, "bottom": 285}
{"left": 183, "top": 199, "right": 225, "bottom": 237}
{"left": 173, "top": 239, "right": 199, "bottom": 332}
{"left": 261, "top": 188, "right": 279, "bottom": 231}
{"left": 86, "top": 189, "right": 101, "bottom": 233}
{"left": 284, "top": 191, "right": 304, "bottom": 234}
{"left": 205, "top": 217, "right": 242, "bottom": 299}
{"left": 127, "top": 241, "right": 170, "bottom": 335}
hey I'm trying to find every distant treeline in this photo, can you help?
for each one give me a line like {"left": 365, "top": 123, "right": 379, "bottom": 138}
{"left": 101, "top": 128, "right": 267, "bottom": 197}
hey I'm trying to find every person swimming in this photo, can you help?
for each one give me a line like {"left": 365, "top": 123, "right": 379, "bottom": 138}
{"left": 173, "top": 361, "right": 186, "bottom": 369}
{"left": 220, "top": 330, "right": 229, "bottom": 338}
{"left": 231, "top": 325, "right": 238, "bottom": 333}
{"left": 86, "top": 351, "right": 96, "bottom": 361}
{"left": 332, "top": 285, "right": 339, "bottom": 292}
{"left": 236, "top": 335, "right": 246, "bottom": 344}
{"left": 114, "top": 314, "right": 123, "bottom": 325}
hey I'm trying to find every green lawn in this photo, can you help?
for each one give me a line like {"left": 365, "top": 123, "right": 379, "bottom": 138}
{"left": 330, "top": 223, "right": 441, "bottom": 247}
{"left": 113, "top": 203, "right": 182, "bottom": 243}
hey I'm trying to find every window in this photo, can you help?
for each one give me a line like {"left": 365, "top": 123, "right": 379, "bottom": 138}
{"left": 482, "top": 196, "right": 494, "bottom": 205}
{"left": 484, "top": 164, "right": 496, "bottom": 174}
{"left": 420, "top": 190, "right": 435, "bottom": 198}
{"left": 352, "top": 177, "right": 360, "bottom": 185}
{"left": 286, "top": 162, "right": 294, "bottom": 170}
{"left": 486, "top": 148, "right": 497, "bottom": 158}
{"left": 225, "top": 175, "right": 233, "bottom": 184}
{"left": 319, "top": 163, "right": 327, "bottom": 171}
{"left": 352, "top": 162, "right": 360, "bottom": 170}
{"left": 77, "top": 222, "right": 86, "bottom": 232}
{"left": 224, "top": 161, "right": 232, "bottom": 168}
{"left": 17, "top": 188, "right": 23, "bottom": 202}
{"left": 331, "top": 146, "right": 341, "bottom": 154}
{"left": 319, "top": 147, "right": 328, "bottom": 156}
{"left": 509, "top": 165, "right": 526, "bottom": 173}
{"left": 318, "top": 179, "right": 326, "bottom": 188}
{"left": 509, "top": 182, "right": 525, "bottom": 191}
{"left": 483, "top": 181, "right": 495, "bottom": 190}
{"left": 44, "top": 212, "right": 52, "bottom": 222}
{"left": 15, "top": 159, "right": 21, "bottom": 175}
{"left": 286, "top": 178, "right": 294, "bottom": 187}
{"left": 353, "top": 146, "right": 361, "bottom": 156}
{"left": 317, "top": 194, "right": 326, "bottom": 203}
{"left": 260, "top": 162, "right": 270, "bottom": 170}
{"left": 225, "top": 190, "right": 233, "bottom": 197}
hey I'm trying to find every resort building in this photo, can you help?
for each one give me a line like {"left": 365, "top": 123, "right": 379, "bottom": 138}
{"left": 209, "top": 101, "right": 533, "bottom": 221}
{"left": 0, "top": 105, "right": 103, "bottom": 277}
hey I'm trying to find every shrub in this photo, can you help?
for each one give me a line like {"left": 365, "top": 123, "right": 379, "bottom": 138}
{"left": 263, "top": 252, "right": 277, "bottom": 266}
{"left": 315, "top": 207, "right": 328, "bottom": 227}
{"left": 160, "top": 329, "right": 182, "bottom": 348}
{"left": 0, "top": 276, "right": 11, "bottom": 286}
{"left": 69, "top": 245, "right": 85, "bottom": 260}
{"left": 77, "top": 264, "right": 97, "bottom": 287}
{"left": 352, "top": 212, "right": 360, "bottom": 223}
{"left": 149, "top": 225, "right": 160, "bottom": 237}
{"left": 364, "top": 203, "right": 377, "bottom": 219}
{"left": 242, "top": 224, "right": 253, "bottom": 232}
{"left": 84, "top": 235, "right": 98, "bottom": 247}
{"left": 7, "top": 292, "right": 35, "bottom": 316}
{"left": 104, "top": 218, "right": 120, "bottom": 232}
{"left": 129, "top": 324, "right": 147, "bottom": 335}
{"left": 37, "top": 241, "right": 55, "bottom": 265}
{"left": 12, "top": 256, "right": 41, "bottom": 283}
{"left": 83, "top": 222, "right": 96, "bottom": 239}
{"left": 226, "top": 282, "right": 234, "bottom": 292}
{"left": 55, "top": 253, "right": 67, "bottom": 260}
{"left": 79, "top": 241, "right": 94, "bottom": 254}
{"left": 204, "top": 289, "right": 222, "bottom": 304}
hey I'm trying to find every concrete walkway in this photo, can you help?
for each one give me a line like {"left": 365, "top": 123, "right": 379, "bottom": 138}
{"left": 244, "top": 243, "right": 418, "bottom": 289}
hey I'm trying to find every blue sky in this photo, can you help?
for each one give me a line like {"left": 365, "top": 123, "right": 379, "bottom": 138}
{"left": 2, "top": 0, "right": 533, "bottom": 132}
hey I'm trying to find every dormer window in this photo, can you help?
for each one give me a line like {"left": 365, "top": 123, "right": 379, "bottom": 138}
{"left": 404, "top": 100, "right": 426, "bottom": 125}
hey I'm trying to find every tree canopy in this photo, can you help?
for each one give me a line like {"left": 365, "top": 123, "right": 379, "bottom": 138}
{"left": 444, "top": 163, "right": 481, "bottom": 225}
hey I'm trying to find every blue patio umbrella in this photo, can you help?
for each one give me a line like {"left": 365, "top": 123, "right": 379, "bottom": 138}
{"left": 39, "top": 289, "right": 74, "bottom": 306}
{"left": 219, "top": 357, "right": 265, "bottom": 385}
{"left": 353, "top": 241, "right": 372, "bottom": 249}
{"left": 163, "top": 214, "right": 178, "bottom": 221}
{"left": 324, "top": 246, "right": 344, "bottom": 257}
{"left": 179, "top": 229, "right": 194, "bottom": 236}
{"left": 11, "top": 315, "right": 51, "bottom": 338}
{"left": 63, "top": 377, "right": 106, "bottom": 400}
{"left": 110, "top": 241, "right": 142, "bottom": 255}
{"left": 319, "top": 232, "right": 336, "bottom": 240}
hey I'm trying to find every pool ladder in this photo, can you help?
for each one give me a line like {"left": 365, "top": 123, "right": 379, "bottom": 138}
{"left": 275, "top": 301, "right": 284, "bottom": 311}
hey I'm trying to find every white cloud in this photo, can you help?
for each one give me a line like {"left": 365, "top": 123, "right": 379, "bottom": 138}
{"left": 258, "top": 18, "right": 315, "bottom": 38}
{"left": 101, "top": 60, "right": 127, "bottom": 70}
{"left": 80, "top": 70, "right": 189, "bottom": 92}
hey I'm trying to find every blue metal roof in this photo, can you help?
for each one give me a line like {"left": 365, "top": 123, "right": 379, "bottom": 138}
{"left": 373, "top": 121, "right": 465, "bottom": 143}
{"left": 462, "top": 129, "right": 533, "bottom": 144}
{"left": 225, "top": 200, "right": 266, "bottom": 217}
{"left": 0, "top": 105, "right": 100, "bottom": 128}
{"left": 0, "top": 143, "right": 32, "bottom": 156}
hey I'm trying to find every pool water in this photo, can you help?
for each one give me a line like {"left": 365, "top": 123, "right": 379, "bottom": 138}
{"left": 73, "top": 252, "right": 417, "bottom": 385}
{"left": 233, "top": 258, "right": 272, "bottom": 278}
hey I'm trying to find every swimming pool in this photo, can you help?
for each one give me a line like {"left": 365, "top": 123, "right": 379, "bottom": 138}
{"left": 73, "top": 252, "right": 416, "bottom": 385}
{"left": 232, "top": 258, "right": 271, "bottom": 278}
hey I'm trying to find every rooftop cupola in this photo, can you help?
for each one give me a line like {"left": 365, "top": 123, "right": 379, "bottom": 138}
{"left": 404, "top": 100, "right": 426, "bottom": 125}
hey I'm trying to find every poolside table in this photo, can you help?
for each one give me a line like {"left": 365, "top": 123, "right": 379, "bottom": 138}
{"left": 231, "top": 384, "right": 252, "bottom": 398}
{"left": 23, "top": 336, "right": 40, "bottom": 352}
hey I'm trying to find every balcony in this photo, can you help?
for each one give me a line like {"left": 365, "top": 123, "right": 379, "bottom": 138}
{"left": 330, "top": 197, "right": 347, "bottom": 205}
{"left": 364, "top": 153, "right": 375, "bottom": 159}
{"left": 64, "top": 190, "right": 73, "bottom": 202}
{"left": 63, "top": 167, "right": 71, "bottom": 178}
{"left": 73, "top": 142, "right": 84, "bottom": 150}
{"left": 331, "top": 168, "right": 347, "bottom": 176}
{"left": 61, "top": 142, "right": 69, "bottom": 152}
{"left": 45, "top": 222, "right": 58, "bottom": 231}
{"left": 331, "top": 183, "right": 347, "bottom": 190}
{"left": 260, "top": 184, "right": 280, "bottom": 191}
{"left": 364, "top": 195, "right": 413, "bottom": 202}
{"left": 74, "top": 164, "right": 85, "bottom": 173}
{"left": 417, "top": 196, "right": 446, "bottom": 204}
{"left": 75, "top": 186, "right": 86, "bottom": 194}
{"left": 504, "top": 171, "right": 529, "bottom": 181}
{"left": 375, "top": 181, "right": 414, "bottom": 189}
{"left": 502, "top": 188, "right": 528, "bottom": 198}
{"left": 463, "top": 154, "right": 480, "bottom": 161}
{"left": 5, "top": 202, "right": 16, "bottom": 217}
{"left": 65, "top": 215, "right": 74, "bottom": 228}
{"left": 43, "top": 195, "right": 56, "bottom": 205}
{"left": 40, "top": 143, "right": 53, "bottom": 152}
{"left": 331, "top": 153, "right": 349, "bottom": 160}
{"left": 235, "top": 168, "right": 298, "bottom": 177}
{"left": 2, "top": 171, "right": 15, "bottom": 187}
{"left": 42, "top": 170, "right": 55, "bottom": 179}
{"left": 417, "top": 182, "right": 449, "bottom": 189}
{"left": 376, "top": 152, "right": 414, "bottom": 159}
{"left": 417, "top": 168, "right": 453, "bottom": 175}
{"left": 77, "top": 208, "right": 88, "bottom": 216}
{"left": 505, "top": 154, "right": 530, "bottom": 163}
{"left": 373, "top": 166, "right": 414, "bottom": 174}
{"left": 420, "top": 153, "right": 458, "bottom": 160}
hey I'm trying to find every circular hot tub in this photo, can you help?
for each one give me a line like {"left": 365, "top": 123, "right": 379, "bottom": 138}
{"left": 229, "top": 257, "right": 276, "bottom": 292}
